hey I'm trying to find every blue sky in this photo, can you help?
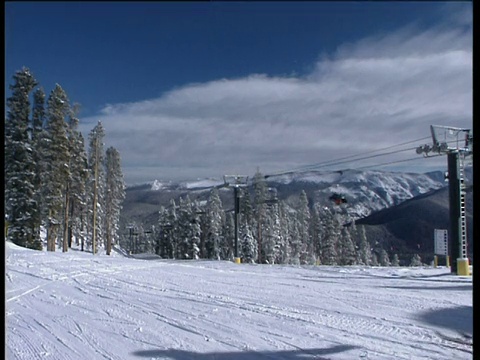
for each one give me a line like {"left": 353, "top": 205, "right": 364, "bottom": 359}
{"left": 5, "top": 2, "right": 473, "bottom": 185}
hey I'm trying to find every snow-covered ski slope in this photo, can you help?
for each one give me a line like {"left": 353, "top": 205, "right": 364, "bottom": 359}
{"left": 5, "top": 242, "right": 472, "bottom": 360}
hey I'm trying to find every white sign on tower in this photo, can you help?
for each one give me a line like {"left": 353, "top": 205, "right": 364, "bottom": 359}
{"left": 434, "top": 229, "right": 448, "bottom": 256}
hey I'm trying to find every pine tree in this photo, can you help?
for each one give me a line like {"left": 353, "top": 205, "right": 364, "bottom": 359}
{"left": 240, "top": 187, "right": 254, "bottom": 228}
{"left": 105, "top": 147, "right": 126, "bottom": 255}
{"left": 175, "top": 195, "right": 200, "bottom": 259}
{"left": 338, "top": 226, "right": 356, "bottom": 265}
{"left": 263, "top": 202, "right": 282, "bottom": 264}
{"left": 221, "top": 212, "right": 235, "bottom": 260}
{"left": 356, "top": 225, "right": 373, "bottom": 266}
{"left": 378, "top": 248, "right": 391, "bottom": 266}
{"left": 253, "top": 170, "right": 267, "bottom": 263}
{"left": 189, "top": 201, "right": 202, "bottom": 259}
{"left": 410, "top": 254, "right": 423, "bottom": 267}
{"left": 159, "top": 200, "right": 179, "bottom": 258}
{"left": 157, "top": 206, "right": 169, "bottom": 257}
{"left": 288, "top": 218, "right": 301, "bottom": 265}
{"left": 5, "top": 67, "right": 42, "bottom": 249}
{"left": 277, "top": 201, "right": 291, "bottom": 264}
{"left": 240, "top": 222, "right": 256, "bottom": 263}
{"left": 297, "top": 190, "right": 312, "bottom": 264}
{"left": 320, "top": 208, "right": 339, "bottom": 265}
{"left": 61, "top": 104, "right": 87, "bottom": 252}
{"left": 310, "top": 204, "right": 322, "bottom": 262}
{"left": 391, "top": 253, "right": 400, "bottom": 266}
{"left": 205, "top": 188, "right": 225, "bottom": 260}
{"left": 87, "top": 121, "right": 106, "bottom": 254}
{"left": 67, "top": 105, "right": 89, "bottom": 251}
{"left": 30, "top": 87, "right": 47, "bottom": 245}
{"left": 43, "top": 84, "right": 71, "bottom": 251}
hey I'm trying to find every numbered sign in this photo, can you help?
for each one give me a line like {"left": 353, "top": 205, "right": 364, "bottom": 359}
{"left": 434, "top": 229, "right": 448, "bottom": 256}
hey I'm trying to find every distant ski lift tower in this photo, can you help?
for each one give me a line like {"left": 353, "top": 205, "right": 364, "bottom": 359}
{"left": 416, "top": 125, "right": 473, "bottom": 275}
{"left": 223, "top": 175, "right": 249, "bottom": 264}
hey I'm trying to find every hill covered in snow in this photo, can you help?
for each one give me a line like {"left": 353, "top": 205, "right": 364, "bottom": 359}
{"left": 5, "top": 241, "right": 473, "bottom": 360}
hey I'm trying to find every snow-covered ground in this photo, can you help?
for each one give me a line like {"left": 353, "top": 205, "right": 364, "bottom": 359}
{"left": 5, "top": 242, "right": 472, "bottom": 360}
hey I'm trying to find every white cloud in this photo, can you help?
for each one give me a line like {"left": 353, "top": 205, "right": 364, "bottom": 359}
{"left": 81, "top": 8, "right": 472, "bottom": 185}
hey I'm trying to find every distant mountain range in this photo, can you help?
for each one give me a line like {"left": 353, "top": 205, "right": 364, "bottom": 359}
{"left": 122, "top": 169, "right": 442, "bottom": 225}
{"left": 121, "top": 167, "right": 473, "bottom": 262}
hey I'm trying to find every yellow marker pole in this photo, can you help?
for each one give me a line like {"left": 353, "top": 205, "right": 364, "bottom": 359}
{"left": 446, "top": 255, "right": 450, "bottom": 268}
{"left": 433, "top": 255, "right": 438, "bottom": 268}
{"left": 234, "top": 257, "right": 241, "bottom": 264}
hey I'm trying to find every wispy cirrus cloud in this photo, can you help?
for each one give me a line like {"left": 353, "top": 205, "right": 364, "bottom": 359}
{"left": 81, "top": 7, "right": 472, "bottom": 185}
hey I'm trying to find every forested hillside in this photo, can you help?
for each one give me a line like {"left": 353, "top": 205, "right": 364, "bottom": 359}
{"left": 118, "top": 169, "right": 456, "bottom": 266}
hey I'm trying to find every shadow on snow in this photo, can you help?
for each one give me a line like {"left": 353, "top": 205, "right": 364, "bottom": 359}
{"left": 132, "top": 344, "right": 358, "bottom": 360}
{"left": 418, "top": 305, "right": 472, "bottom": 335}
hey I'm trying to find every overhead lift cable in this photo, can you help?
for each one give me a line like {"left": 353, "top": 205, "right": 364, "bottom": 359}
{"left": 264, "top": 136, "right": 458, "bottom": 179}
{"left": 354, "top": 154, "right": 444, "bottom": 170}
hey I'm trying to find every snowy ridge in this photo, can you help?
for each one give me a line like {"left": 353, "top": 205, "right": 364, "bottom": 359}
{"left": 6, "top": 241, "right": 472, "bottom": 360}
{"left": 267, "top": 169, "right": 445, "bottom": 219}
{"left": 125, "top": 169, "right": 448, "bottom": 231}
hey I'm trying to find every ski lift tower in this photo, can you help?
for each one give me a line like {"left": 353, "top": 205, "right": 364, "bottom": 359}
{"left": 416, "top": 125, "right": 473, "bottom": 275}
{"left": 223, "top": 175, "right": 249, "bottom": 264}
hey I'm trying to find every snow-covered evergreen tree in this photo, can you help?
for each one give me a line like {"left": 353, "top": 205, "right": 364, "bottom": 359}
{"left": 30, "top": 87, "right": 47, "bottom": 246}
{"left": 87, "top": 121, "right": 106, "bottom": 254}
{"left": 356, "top": 225, "right": 373, "bottom": 266}
{"left": 297, "top": 191, "right": 312, "bottom": 264}
{"left": 240, "top": 187, "right": 254, "bottom": 229}
{"left": 288, "top": 218, "right": 301, "bottom": 265}
{"left": 409, "top": 254, "right": 423, "bottom": 267}
{"left": 61, "top": 104, "right": 87, "bottom": 252}
{"left": 220, "top": 212, "right": 235, "bottom": 260}
{"left": 391, "top": 253, "right": 400, "bottom": 266}
{"left": 252, "top": 170, "right": 267, "bottom": 263}
{"left": 175, "top": 196, "right": 190, "bottom": 259}
{"left": 378, "top": 248, "right": 391, "bottom": 266}
{"left": 320, "top": 208, "right": 339, "bottom": 265}
{"left": 338, "top": 226, "right": 356, "bottom": 265}
{"left": 205, "top": 188, "right": 225, "bottom": 260}
{"left": 175, "top": 195, "right": 200, "bottom": 259}
{"left": 277, "top": 201, "right": 291, "bottom": 264}
{"left": 188, "top": 201, "right": 202, "bottom": 259}
{"left": 240, "top": 222, "right": 256, "bottom": 263}
{"left": 310, "top": 204, "right": 323, "bottom": 262}
{"left": 157, "top": 206, "right": 169, "bottom": 257}
{"left": 5, "top": 67, "right": 41, "bottom": 250}
{"left": 67, "top": 109, "right": 89, "bottom": 251}
{"left": 263, "top": 202, "right": 282, "bottom": 264}
{"left": 104, "top": 146, "right": 126, "bottom": 255}
{"left": 43, "top": 84, "right": 71, "bottom": 252}
{"left": 159, "top": 200, "right": 178, "bottom": 258}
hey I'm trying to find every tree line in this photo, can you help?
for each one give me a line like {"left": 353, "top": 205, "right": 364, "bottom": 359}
{"left": 4, "top": 67, "right": 126, "bottom": 254}
{"left": 122, "top": 172, "right": 423, "bottom": 266}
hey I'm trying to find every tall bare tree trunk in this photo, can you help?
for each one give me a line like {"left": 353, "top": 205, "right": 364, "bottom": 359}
{"left": 106, "top": 220, "right": 111, "bottom": 255}
{"left": 63, "top": 182, "right": 70, "bottom": 252}
{"left": 68, "top": 199, "right": 74, "bottom": 248}
{"left": 92, "top": 141, "right": 99, "bottom": 255}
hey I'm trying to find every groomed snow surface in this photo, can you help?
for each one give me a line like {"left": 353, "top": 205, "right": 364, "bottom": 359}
{"left": 5, "top": 242, "right": 472, "bottom": 360}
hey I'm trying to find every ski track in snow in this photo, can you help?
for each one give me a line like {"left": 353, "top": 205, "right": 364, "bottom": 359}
{"left": 5, "top": 243, "right": 472, "bottom": 360}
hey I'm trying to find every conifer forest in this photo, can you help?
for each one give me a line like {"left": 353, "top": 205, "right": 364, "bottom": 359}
{"left": 5, "top": 67, "right": 412, "bottom": 266}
